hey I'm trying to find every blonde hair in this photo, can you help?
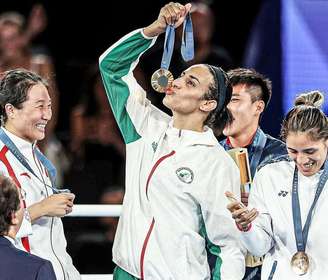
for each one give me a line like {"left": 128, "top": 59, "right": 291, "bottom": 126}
{"left": 281, "top": 91, "right": 328, "bottom": 141}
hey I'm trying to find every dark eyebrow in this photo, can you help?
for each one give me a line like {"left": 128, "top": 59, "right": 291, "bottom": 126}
{"left": 303, "top": 148, "right": 317, "bottom": 153}
{"left": 180, "top": 71, "right": 200, "bottom": 84}
{"left": 35, "top": 99, "right": 52, "bottom": 104}
{"left": 287, "top": 147, "right": 317, "bottom": 153}
{"left": 188, "top": 74, "right": 200, "bottom": 84}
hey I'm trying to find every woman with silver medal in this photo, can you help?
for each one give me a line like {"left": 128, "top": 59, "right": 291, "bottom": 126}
{"left": 226, "top": 91, "right": 328, "bottom": 279}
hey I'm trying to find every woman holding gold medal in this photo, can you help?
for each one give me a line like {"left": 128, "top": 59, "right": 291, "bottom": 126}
{"left": 99, "top": 2, "right": 245, "bottom": 279}
{"left": 227, "top": 91, "right": 328, "bottom": 279}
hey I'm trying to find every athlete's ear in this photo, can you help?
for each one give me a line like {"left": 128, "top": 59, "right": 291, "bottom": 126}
{"left": 4, "top": 103, "right": 15, "bottom": 119}
{"left": 200, "top": 100, "right": 217, "bottom": 112}
{"left": 254, "top": 100, "right": 265, "bottom": 115}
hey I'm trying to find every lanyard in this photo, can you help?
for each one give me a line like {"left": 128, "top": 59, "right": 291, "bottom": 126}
{"left": 180, "top": 12, "right": 194, "bottom": 62}
{"left": 0, "top": 128, "right": 58, "bottom": 192}
{"left": 249, "top": 128, "right": 267, "bottom": 179}
{"left": 292, "top": 160, "right": 328, "bottom": 252}
{"left": 161, "top": 12, "right": 194, "bottom": 70}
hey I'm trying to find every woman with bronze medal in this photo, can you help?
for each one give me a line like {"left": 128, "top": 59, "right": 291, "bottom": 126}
{"left": 99, "top": 2, "right": 246, "bottom": 279}
{"left": 227, "top": 90, "right": 328, "bottom": 279}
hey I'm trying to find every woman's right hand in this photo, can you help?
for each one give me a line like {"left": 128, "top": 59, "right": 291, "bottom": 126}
{"left": 226, "top": 191, "right": 258, "bottom": 231}
{"left": 28, "top": 193, "right": 75, "bottom": 222}
{"left": 41, "top": 193, "right": 75, "bottom": 217}
{"left": 143, "top": 2, "right": 192, "bottom": 37}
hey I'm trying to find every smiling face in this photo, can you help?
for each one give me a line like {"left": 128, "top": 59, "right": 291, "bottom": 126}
{"left": 223, "top": 84, "right": 264, "bottom": 137}
{"left": 5, "top": 83, "right": 52, "bottom": 143}
{"left": 163, "top": 64, "right": 215, "bottom": 115}
{"left": 286, "top": 132, "right": 328, "bottom": 176}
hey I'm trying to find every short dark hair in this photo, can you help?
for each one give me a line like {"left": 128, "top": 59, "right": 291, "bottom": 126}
{"left": 227, "top": 68, "right": 272, "bottom": 108}
{"left": 0, "top": 68, "right": 48, "bottom": 124}
{"left": 0, "top": 176, "right": 20, "bottom": 235}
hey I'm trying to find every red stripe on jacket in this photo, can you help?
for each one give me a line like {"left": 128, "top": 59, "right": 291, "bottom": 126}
{"left": 140, "top": 150, "right": 175, "bottom": 279}
{"left": 0, "top": 146, "right": 31, "bottom": 252}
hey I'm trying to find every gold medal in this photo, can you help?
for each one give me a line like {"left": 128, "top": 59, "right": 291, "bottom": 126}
{"left": 151, "top": 68, "right": 174, "bottom": 93}
{"left": 291, "top": 252, "right": 309, "bottom": 275}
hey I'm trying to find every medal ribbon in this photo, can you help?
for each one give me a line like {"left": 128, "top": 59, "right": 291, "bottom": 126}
{"left": 181, "top": 12, "right": 194, "bottom": 62}
{"left": 292, "top": 160, "right": 328, "bottom": 252}
{"left": 249, "top": 128, "right": 267, "bottom": 179}
{"left": 160, "top": 12, "right": 194, "bottom": 70}
{"left": 0, "top": 128, "right": 67, "bottom": 193}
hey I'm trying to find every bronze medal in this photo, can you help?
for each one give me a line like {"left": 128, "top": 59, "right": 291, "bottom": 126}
{"left": 291, "top": 252, "right": 309, "bottom": 275}
{"left": 150, "top": 13, "right": 193, "bottom": 93}
{"left": 151, "top": 68, "right": 174, "bottom": 93}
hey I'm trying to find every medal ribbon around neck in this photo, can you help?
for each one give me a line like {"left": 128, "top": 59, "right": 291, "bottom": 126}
{"left": 290, "top": 160, "right": 328, "bottom": 275}
{"left": 0, "top": 127, "right": 70, "bottom": 194}
{"left": 249, "top": 129, "right": 267, "bottom": 179}
{"left": 292, "top": 160, "right": 328, "bottom": 254}
{"left": 151, "top": 13, "right": 194, "bottom": 93}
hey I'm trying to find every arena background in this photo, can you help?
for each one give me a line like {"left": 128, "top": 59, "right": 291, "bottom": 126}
{"left": 1, "top": 0, "right": 328, "bottom": 275}
{"left": 0, "top": 0, "right": 263, "bottom": 137}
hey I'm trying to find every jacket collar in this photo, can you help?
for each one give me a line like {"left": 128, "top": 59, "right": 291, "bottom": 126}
{"left": 2, "top": 127, "right": 36, "bottom": 160}
{"left": 166, "top": 121, "right": 218, "bottom": 147}
{"left": 223, "top": 127, "right": 263, "bottom": 150}
{"left": 0, "top": 235, "right": 15, "bottom": 247}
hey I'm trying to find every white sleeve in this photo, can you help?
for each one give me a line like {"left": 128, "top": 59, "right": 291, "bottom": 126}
{"left": 16, "top": 208, "right": 33, "bottom": 238}
{"left": 197, "top": 159, "right": 246, "bottom": 280}
{"left": 240, "top": 168, "right": 275, "bottom": 257}
{"left": 99, "top": 29, "right": 170, "bottom": 144}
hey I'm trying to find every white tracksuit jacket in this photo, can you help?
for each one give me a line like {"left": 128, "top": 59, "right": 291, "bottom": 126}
{"left": 99, "top": 28, "right": 245, "bottom": 280}
{"left": 0, "top": 128, "right": 80, "bottom": 280}
{"left": 241, "top": 156, "right": 328, "bottom": 279}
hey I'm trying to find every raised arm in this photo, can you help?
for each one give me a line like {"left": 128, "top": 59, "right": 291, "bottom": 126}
{"left": 99, "top": 3, "right": 191, "bottom": 144}
{"left": 99, "top": 28, "right": 156, "bottom": 144}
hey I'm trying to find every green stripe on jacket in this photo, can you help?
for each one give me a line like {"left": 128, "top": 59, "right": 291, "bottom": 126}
{"left": 200, "top": 217, "right": 223, "bottom": 280}
{"left": 99, "top": 31, "right": 153, "bottom": 144}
